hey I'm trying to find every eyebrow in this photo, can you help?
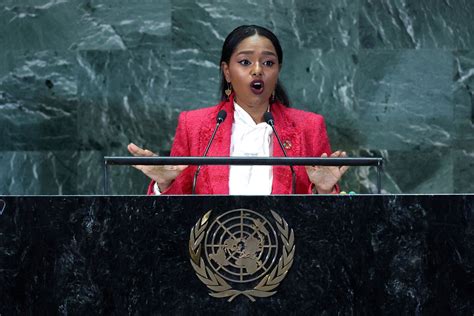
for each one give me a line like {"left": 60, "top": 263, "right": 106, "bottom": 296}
{"left": 236, "top": 50, "right": 277, "bottom": 57}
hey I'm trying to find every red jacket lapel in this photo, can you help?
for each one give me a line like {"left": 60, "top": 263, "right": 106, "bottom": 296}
{"left": 198, "top": 97, "right": 234, "bottom": 194}
{"left": 195, "top": 99, "right": 301, "bottom": 195}
{"left": 271, "top": 103, "right": 300, "bottom": 194}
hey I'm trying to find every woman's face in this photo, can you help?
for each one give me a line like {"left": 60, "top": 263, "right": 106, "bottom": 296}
{"left": 222, "top": 34, "right": 280, "bottom": 110}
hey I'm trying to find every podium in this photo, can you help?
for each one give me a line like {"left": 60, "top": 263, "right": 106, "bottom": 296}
{"left": 0, "top": 195, "right": 473, "bottom": 314}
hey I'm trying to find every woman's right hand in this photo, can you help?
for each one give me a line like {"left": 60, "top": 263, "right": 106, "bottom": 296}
{"left": 127, "top": 143, "right": 188, "bottom": 192}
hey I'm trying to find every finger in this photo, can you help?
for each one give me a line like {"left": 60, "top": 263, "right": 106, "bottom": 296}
{"left": 128, "top": 143, "right": 146, "bottom": 156}
{"left": 320, "top": 152, "right": 328, "bottom": 158}
{"left": 339, "top": 165, "right": 350, "bottom": 175}
{"left": 330, "top": 150, "right": 342, "bottom": 157}
{"left": 142, "top": 149, "right": 155, "bottom": 157}
{"left": 127, "top": 142, "right": 138, "bottom": 154}
{"left": 165, "top": 165, "right": 189, "bottom": 172}
{"left": 128, "top": 143, "right": 156, "bottom": 157}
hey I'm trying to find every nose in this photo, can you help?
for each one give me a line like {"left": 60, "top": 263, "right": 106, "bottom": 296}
{"left": 251, "top": 62, "right": 262, "bottom": 77}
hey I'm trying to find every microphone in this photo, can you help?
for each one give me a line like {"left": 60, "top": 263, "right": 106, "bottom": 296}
{"left": 192, "top": 110, "right": 227, "bottom": 194}
{"left": 216, "top": 110, "right": 227, "bottom": 124}
{"left": 264, "top": 112, "right": 296, "bottom": 194}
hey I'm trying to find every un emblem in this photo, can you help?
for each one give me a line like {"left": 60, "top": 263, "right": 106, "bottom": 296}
{"left": 189, "top": 209, "right": 295, "bottom": 302}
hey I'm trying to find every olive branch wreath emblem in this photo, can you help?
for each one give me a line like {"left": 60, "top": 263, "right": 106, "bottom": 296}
{"left": 189, "top": 210, "right": 295, "bottom": 302}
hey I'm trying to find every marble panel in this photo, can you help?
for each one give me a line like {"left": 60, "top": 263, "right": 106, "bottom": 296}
{"left": 170, "top": 0, "right": 227, "bottom": 109}
{"left": 0, "top": 151, "right": 76, "bottom": 195}
{"left": 0, "top": 50, "right": 78, "bottom": 150}
{"left": 169, "top": 0, "right": 360, "bottom": 110}
{"left": 74, "top": 46, "right": 175, "bottom": 194}
{"left": 0, "top": 0, "right": 88, "bottom": 50}
{"left": 383, "top": 148, "right": 453, "bottom": 194}
{"left": 76, "top": 47, "right": 175, "bottom": 153}
{"left": 281, "top": 48, "right": 361, "bottom": 150}
{"left": 339, "top": 147, "right": 455, "bottom": 194}
{"left": 290, "top": 0, "right": 359, "bottom": 49}
{"left": 72, "top": 0, "right": 171, "bottom": 50}
{"left": 354, "top": 49, "right": 453, "bottom": 151}
{"left": 76, "top": 150, "right": 149, "bottom": 195}
{"left": 453, "top": 50, "right": 474, "bottom": 150}
{"left": 0, "top": 0, "right": 171, "bottom": 51}
{"left": 0, "top": 0, "right": 473, "bottom": 195}
{"left": 168, "top": 45, "right": 221, "bottom": 111}
{"left": 360, "top": 0, "right": 474, "bottom": 49}
{"left": 453, "top": 149, "right": 474, "bottom": 194}
{"left": 338, "top": 149, "right": 385, "bottom": 194}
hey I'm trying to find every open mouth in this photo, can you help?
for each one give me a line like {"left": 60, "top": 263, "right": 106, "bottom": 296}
{"left": 250, "top": 80, "right": 264, "bottom": 95}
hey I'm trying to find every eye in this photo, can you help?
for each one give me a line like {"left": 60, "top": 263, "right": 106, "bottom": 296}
{"left": 238, "top": 59, "right": 251, "bottom": 66}
{"left": 263, "top": 60, "right": 275, "bottom": 67}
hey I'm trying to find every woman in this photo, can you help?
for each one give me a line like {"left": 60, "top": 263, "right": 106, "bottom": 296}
{"left": 128, "top": 25, "right": 348, "bottom": 195}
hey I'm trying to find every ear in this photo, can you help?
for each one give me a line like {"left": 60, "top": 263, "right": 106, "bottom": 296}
{"left": 221, "top": 61, "right": 231, "bottom": 82}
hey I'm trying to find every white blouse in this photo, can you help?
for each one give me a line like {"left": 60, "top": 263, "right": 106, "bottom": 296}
{"left": 154, "top": 101, "right": 273, "bottom": 195}
{"left": 229, "top": 102, "right": 273, "bottom": 195}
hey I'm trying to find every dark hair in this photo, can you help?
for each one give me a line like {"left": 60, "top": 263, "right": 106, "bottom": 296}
{"left": 219, "top": 25, "right": 290, "bottom": 107}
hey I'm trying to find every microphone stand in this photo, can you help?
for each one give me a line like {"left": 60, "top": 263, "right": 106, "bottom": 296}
{"left": 192, "top": 110, "right": 227, "bottom": 194}
{"left": 264, "top": 112, "right": 297, "bottom": 194}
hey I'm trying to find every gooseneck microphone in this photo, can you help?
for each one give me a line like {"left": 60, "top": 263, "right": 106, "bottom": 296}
{"left": 192, "top": 110, "right": 227, "bottom": 194}
{"left": 264, "top": 112, "right": 297, "bottom": 194}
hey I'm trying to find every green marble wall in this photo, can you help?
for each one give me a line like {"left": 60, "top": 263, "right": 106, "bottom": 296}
{"left": 0, "top": 0, "right": 473, "bottom": 194}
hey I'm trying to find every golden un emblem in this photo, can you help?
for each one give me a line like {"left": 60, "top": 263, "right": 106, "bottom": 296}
{"left": 189, "top": 209, "right": 295, "bottom": 302}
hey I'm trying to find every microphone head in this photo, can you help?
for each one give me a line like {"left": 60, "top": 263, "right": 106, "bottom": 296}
{"left": 263, "top": 112, "right": 274, "bottom": 126}
{"left": 217, "top": 110, "right": 227, "bottom": 123}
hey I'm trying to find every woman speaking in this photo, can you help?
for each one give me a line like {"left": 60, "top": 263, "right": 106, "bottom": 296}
{"left": 128, "top": 25, "right": 348, "bottom": 195}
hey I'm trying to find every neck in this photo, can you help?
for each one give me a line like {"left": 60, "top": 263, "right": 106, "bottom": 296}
{"left": 234, "top": 98, "right": 269, "bottom": 124}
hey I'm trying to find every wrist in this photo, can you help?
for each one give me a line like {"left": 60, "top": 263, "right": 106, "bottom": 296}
{"left": 313, "top": 185, "right": 337, "bottom": 194}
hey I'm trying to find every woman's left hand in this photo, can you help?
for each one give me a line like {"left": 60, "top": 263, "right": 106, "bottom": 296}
{"left": 305, "top": 150, "right": 349, "bottom": 194}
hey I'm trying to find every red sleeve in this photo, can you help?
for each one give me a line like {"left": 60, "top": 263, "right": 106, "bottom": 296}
{"left": 147, "top": 111, "right": 195, "bottom": 195}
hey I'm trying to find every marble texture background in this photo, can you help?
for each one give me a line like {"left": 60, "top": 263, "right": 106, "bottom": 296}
{"left": 0, "top": 0, "right": 473, "bottom": 195}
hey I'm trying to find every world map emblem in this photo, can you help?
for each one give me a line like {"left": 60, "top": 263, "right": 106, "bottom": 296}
{"left": 189, "top": 209, "right": 295, "bottom": 302}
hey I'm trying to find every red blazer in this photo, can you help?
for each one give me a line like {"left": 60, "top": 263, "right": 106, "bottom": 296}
{"left": 148, "top": 95, "right": 335, "bottom": 195}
